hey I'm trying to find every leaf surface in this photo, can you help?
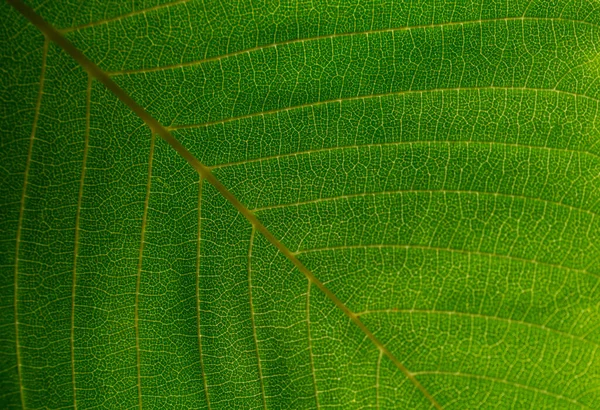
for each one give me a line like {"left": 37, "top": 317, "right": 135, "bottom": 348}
{"left": 2, "top": 0, "right": 600, "bottom": 408}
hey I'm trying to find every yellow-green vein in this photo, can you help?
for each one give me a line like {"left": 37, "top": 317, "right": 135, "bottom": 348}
{"left": 295, "top": 244, "right": 596, "bottom": 279}
{"left": 306, "top": 281, "right": 320, "bottom": 409}
{"left": 168, "top": 86, "right": 599, "bottom": 132}
{"left": 251, "top": 187, "right": 599, "bottom": 220}
{"left": 60, "top": 0, "right": 190, "bottom": 33}
{"left": 195, "top": 176, "right": 211, "bottom": 409}
{"left": 134, "top": 131, "right": 156, "bottom": 409}
{"left": 13, "top": 37, "right": 48, "bottom": 410}
{"left": 376, "top": 350, "right": 383, "bottom": 410}
{"left": 70, "top": 74, "right": 92, "bottom": 410}
{"left": 355, "top": 309, "right": 600, "bottom": 349}
{"left": 108, "top": 16, "right": 600, "bottom": 76}
{"left": 412, "top": 371, "right": 592, "bottom": 409}
{"left": 248, "top": 227, "right": 268, "bottom": 409}
{"left": 209, "top": 137, "right": 600, "bottom": 173}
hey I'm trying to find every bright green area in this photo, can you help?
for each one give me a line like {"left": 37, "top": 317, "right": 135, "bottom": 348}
{"left": 1, "top": 0, "right": 600, "bottom": 408}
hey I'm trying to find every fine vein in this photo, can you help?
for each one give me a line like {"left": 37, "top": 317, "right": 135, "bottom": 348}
{"left": 6, "top": 2, "right": 442, "bottom": 408}
{"left": 13, "top": 37, "right": 48, "bottom": 410}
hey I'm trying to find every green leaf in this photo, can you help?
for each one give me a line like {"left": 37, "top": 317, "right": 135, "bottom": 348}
{"left": 2, "top": 0, "right": 600, "bottom": 408}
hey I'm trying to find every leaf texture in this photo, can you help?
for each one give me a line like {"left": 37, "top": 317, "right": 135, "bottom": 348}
{"left": 1, "top": 0, "right": 600, "bottom": 409}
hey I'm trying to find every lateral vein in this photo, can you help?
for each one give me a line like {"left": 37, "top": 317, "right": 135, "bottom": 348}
{"left": 306, "top": 281, "right": 320, "bottom": 409}
{"left": 195, "top": 177, "right": 212, "bottom": 410}
{"left": 296, "top": 244, "right": 597, "bottom": 279}
{"left": 170, "top": 86, "right": 600, "bottom": 132}
{"left": 134, "top": 131, "right": 156, "bottom": 409}
{"left": 375, "top": 351, "right": 383, "bottom": 410}
{"left": 210, "top": 138, "right": 600, "bottom": 171}
{"left": 60, "top": 0, "right": 189, "bottom": 33}
{"left": 356, "top": 309, "right": 600, "bottom": 349}
{"left": 70, "top": 73, "right": 92, "bottom": 410}
{"left": 252, "top": 187, "right": 599, "bottom": 220}
{"left": 108, "top": 16, "right": 600, "bottom": 76}
{"left": 13, "top": 37, "right": 49, "bottom": 410}
{"left": 248, "top": 227, "right": 268, "bottom": 409}
{"left": 412, "top": 371, "right": 591, "bottom": 409}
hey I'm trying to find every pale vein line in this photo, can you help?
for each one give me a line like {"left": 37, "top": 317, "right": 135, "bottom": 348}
{"left": 0, "top": 390, "right": 21, "bottom": 400}
{"left": 13, "top": 38, "right": 48, "bottom": 410}
{"left": 134, "top": 131, "right": 156, "bottom": 410}
{"left": 252, "top": 187, "right": 598, "bottom": 220}
{"left": 412, "top": 371, "right": 591, "bottom": 409}
{"left": 248, "top": 227, "right": 268, "bottom": 409}
{"left": 356, "top": 309, "right": 600, "bottom": 349}
{"left": 306, "top": 281, "right": 320, "bottom": 409}
{"left": 70, "top": 74, "right": 91, "bottom": 410}
{"left": 195, "top": 177, "right": 211, "bottom": 410}
{"left": 60, "top": 0, "right": 190, "bottom": 33}
{"left": 170, "top": 86, "right": 600, "bottom": 132}
{"left": 376, "top": 350, "right": 383, "bottom": 410}
{"left": 7, "top": 5, "right": 443, "bottom": 407}
{"left": 295, "top": 244, "right": 597, "bottom": 279}
{"left": 210, "top": 138, "right": 600, "bottom": 171}
{"left": 108, "top": 16, "right": 600, "bottom": 76}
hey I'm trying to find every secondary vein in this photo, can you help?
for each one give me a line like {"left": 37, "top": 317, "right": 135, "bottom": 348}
{"left": 356, "top": 308, "right": 600, "bottom": 349}
{"left": 306, "top": 281, "right": 320, "bottom": 409}
{"left": 108, "top": 16, "right": 600, "bottom": 76}
{"left": 70, "top": 73, "right": 92, "bottom": 410}
{"left": 375, "top": 350, "right": 383, "bottom": 410}
{"left": 248, "top": 227, "right": 268, "bottom": 409}
{"left": 296, "top": 243, "right": 596, "bottom": 279}
{"left": 170, "top": 86, "right": 600, "bottom": 132}
{"left": 60, "top": 0, "right": 190, "bottom": 33}
{"left": 251, "top": 186, "right": 599, "bottom": 220}
{"left": 195, "top": 177, "right": 212, "bottom": 409}
{"left": 13, "top": 37, "right": 48, "bottom": 410}
{"left": 134, "top": 131, "right": 156, "bottom": 409}
{"left": 412, "top": 371, "right": 592, "bottom": 409}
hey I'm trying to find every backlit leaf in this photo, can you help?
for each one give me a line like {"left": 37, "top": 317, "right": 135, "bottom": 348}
{"left": 2, "top": 0, "right": 600, "bottom": 408}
